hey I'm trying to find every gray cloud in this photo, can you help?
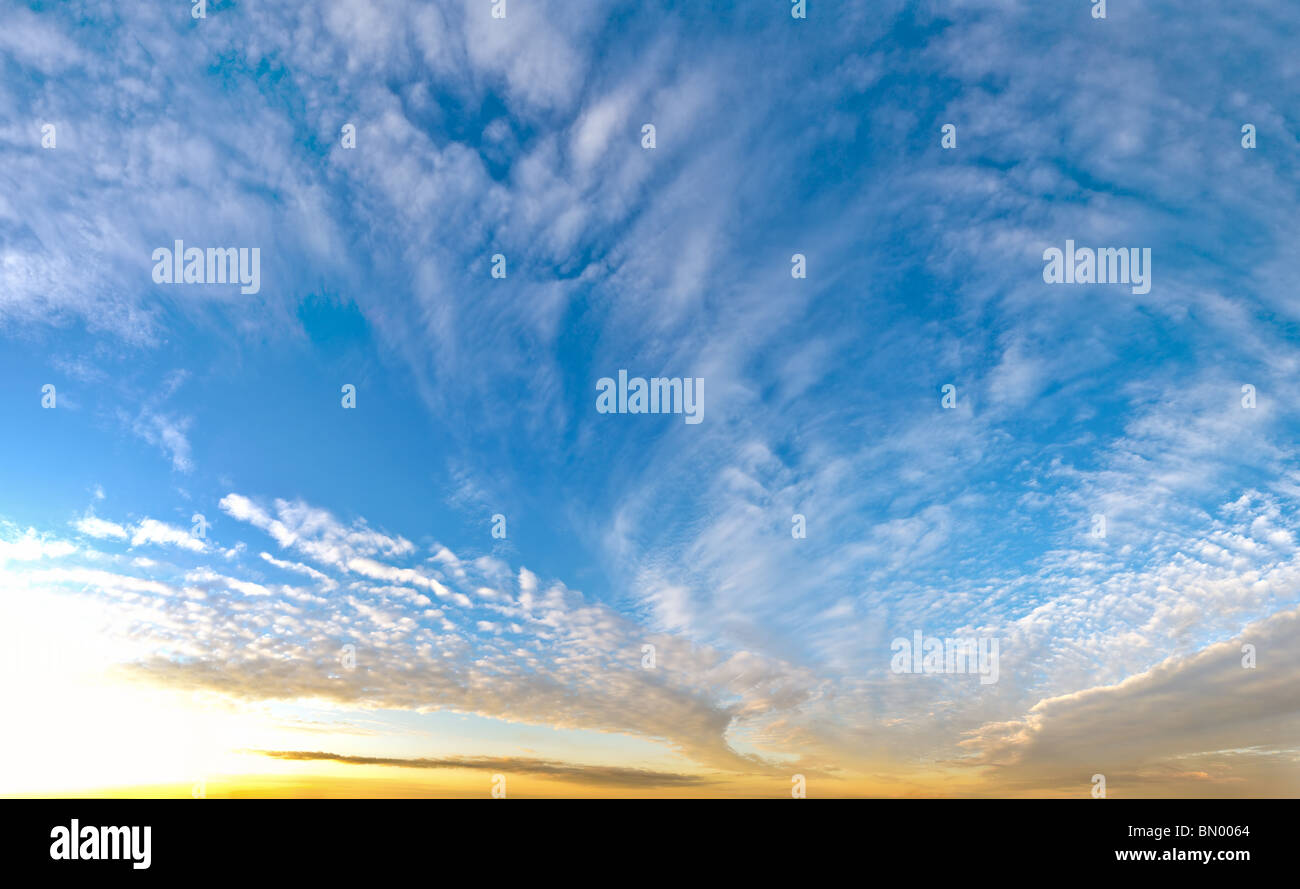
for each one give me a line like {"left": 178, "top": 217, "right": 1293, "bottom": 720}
{"left": 959, "top": 604, "right": 1300, "bottom": 797}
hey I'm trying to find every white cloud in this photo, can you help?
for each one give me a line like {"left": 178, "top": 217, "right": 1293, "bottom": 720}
{"left": 130, "top": 518, "right": 205, "bottom": 553}
{"left": 73, "top": 516, "right": 128, "bottom": 541}
{"left": 0, "top": 528, "right": 76, "bottom": 563}
{"left": 221, "top": 493, "right": 414, "bottom": 570}
{"left": 260, "top": 552, "right": 338, "bottom": 591}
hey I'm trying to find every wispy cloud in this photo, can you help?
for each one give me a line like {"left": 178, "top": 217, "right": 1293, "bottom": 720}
{"left": 2, "top": 0, "right": 1297, "bottom": 797}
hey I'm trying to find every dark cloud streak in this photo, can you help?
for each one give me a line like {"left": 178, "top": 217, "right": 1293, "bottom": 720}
{"left": 254, "top": 749, "right": 718, "bottom": 788}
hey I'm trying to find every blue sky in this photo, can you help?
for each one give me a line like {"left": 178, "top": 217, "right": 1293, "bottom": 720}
{"left": 1, "top": 0, "right": 1299, "bottom": 796}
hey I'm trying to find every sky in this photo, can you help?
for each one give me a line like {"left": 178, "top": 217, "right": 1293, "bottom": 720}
{"left": 1, "top": 0, "right": 1298, "bottom": 798}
